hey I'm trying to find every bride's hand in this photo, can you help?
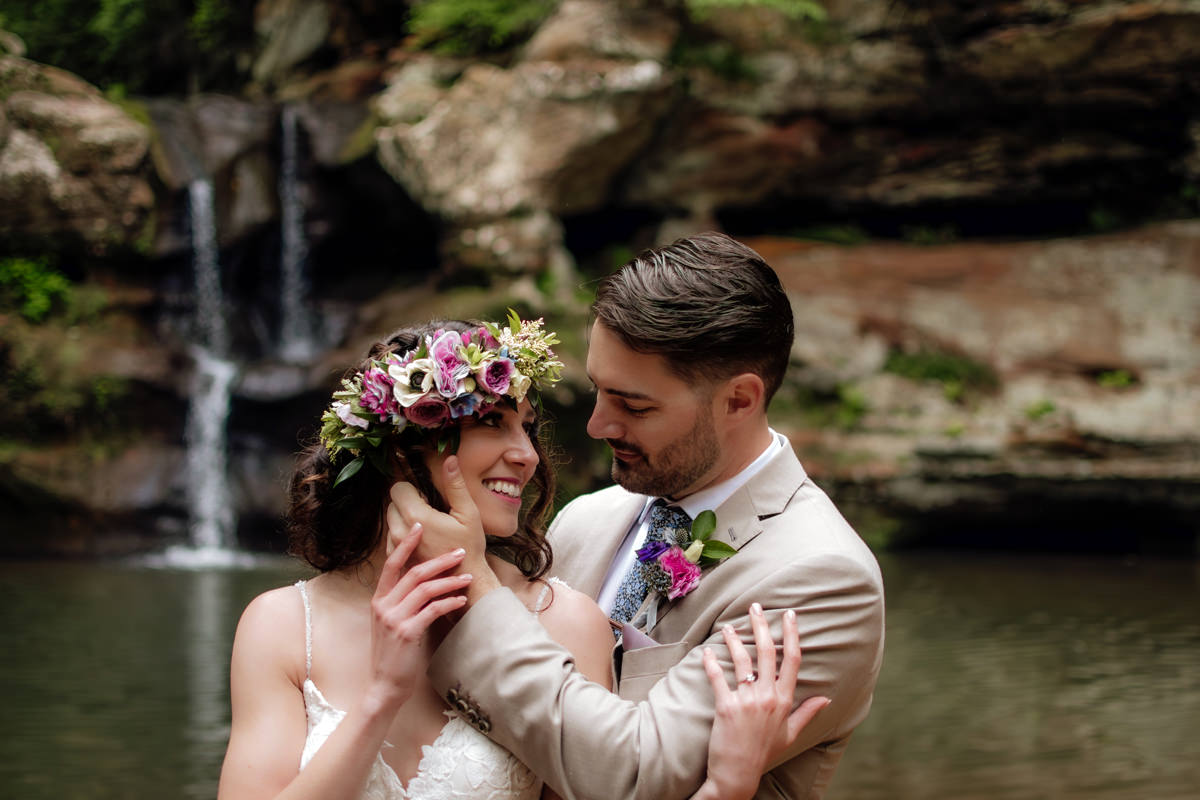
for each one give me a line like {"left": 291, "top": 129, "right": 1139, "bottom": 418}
{"left": 387, "top": 456, "right": 500, "bottom": 603}
{"left": 387, "top": 456, "right": 484, "bottom": 559}
{"left": 697, "top": 605, "right": 831, "bottom": 800}
{"left": 365, "top": 523, "right": 473, "bottom": 712}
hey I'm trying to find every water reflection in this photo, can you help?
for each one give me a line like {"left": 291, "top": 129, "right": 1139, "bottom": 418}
{"left": 0, "top": 552, "right": 1196, "bottom": 799}
{"left": 833, "top": 552, "right": 1200, "bottom": 800}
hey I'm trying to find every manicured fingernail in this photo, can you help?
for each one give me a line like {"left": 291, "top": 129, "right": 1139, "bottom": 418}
{"left": 751, "top": 602, "right": 762, "bottom": 615}
{"left": 460, "top": 573, "right": 472, "bottom": 581}
{"left": 785, "top": 609, "right": 795, "bottom": 621}
{"left": 446, "top": 456, "right": 459, "bottom": 474}
{"left": 723, "top": 624, "right": 734, "bottom": 635}
{"left": 412, "top": 522, "right": 422, "bottom": 533}
{"left": 452, "top": 548, "right": 466, "bottom": 556}
{"left": 820, "top": 697, "right": 832, "bottom": 709}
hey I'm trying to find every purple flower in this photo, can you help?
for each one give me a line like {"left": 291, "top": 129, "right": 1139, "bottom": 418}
{"left": 659, "top": 546, "right": 702, "bottom": 600}
{"left": 449, "top": 392, "right": 483, "bottom": 419}
{"left": 404, "top": 396, "right": 451, "bottom": 428}
{"left": 477, "top": 357, "right": 514, "bottom": 396}
{"left": 429, "top": 330, "right": 469, "bottom": 398}
{"left": 636, "top": 540, "right": 670, "bottom": 563}
{"left": 360, "top": 367, "right": 398, "bottom": 420}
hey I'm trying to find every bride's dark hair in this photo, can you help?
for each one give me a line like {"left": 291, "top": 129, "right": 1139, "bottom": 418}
{"left": 286, "top": 320, "right": 555, "bottom": 579}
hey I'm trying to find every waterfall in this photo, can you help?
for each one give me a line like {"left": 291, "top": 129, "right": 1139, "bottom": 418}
{"left": 188, "top": 180, "right": 228, "bottom": 358}
{"left": 277, "top": 105, "right": 316, "bottom": 363}
{"left": 163, "top": 179, "right": 248, "bottom": 567}
{"left": 183, "top": 347, "right": 237, "bottom": 552}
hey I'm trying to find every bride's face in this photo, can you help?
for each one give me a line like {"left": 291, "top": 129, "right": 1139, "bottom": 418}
{"left": 427, "top": 400, "right": 540, "bottom": 537}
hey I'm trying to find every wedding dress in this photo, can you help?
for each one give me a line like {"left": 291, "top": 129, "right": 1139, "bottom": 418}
{"left": 296, "top": 579, "right": 561, "bottom": 800}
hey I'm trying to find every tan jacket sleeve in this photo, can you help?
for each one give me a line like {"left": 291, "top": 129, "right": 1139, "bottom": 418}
{"left": 425, "top": 551, "right": 884, "bottom": 800}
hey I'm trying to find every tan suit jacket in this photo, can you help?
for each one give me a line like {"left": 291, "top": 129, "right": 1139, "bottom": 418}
{"left": 428, "top": 442, "right": 885, "bottom": 799}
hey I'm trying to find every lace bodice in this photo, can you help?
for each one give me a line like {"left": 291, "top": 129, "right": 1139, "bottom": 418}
{"left": 296, "top": 579, "right": 559, "bottom": 800}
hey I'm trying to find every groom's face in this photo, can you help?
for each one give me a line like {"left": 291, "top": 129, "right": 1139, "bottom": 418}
{"left": 585, "top": 321, "right": 722, "bottom": 499}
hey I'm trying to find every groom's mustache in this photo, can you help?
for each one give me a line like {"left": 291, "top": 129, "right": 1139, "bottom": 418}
{"left": 605, "top": 439, "right": 646, "bottom": 460}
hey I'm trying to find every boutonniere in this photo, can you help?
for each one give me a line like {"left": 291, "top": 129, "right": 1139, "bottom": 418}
{"left": 635, "top": 510, "right": 737, "bottom": 600}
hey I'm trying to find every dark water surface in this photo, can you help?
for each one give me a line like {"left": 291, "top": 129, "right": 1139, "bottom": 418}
{"left": 0, "top": 551, "right": 1197, "bottom": 799}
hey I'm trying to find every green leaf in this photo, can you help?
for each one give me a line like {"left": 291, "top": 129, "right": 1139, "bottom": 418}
{"left": 437, "top": 427, "right": 461, "bottom": 454}
{"left": 364, "top": 446, "right": 390, "bottom": 476}
{"left": 333, "top": 456, "right": 364, "bottom": 487}
{"left": 334, "top": 436, "right": 369, "bottom": 450}
{"left": 701, "top": 540, "right": 737, "bottom": 560}
{"left": 690, "top": 510, "right": 717, "bottom": 541}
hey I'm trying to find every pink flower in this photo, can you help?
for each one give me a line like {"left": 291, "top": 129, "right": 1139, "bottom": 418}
{"left": 659, "top": 546, "right": 702, "bottom": 600}
{"left": 334, "top": 401, "right": 369, "bottom": 430}
{"left": 404, "top": 395, "right": 451, "bottom": 428}
{"left": 360, "top": 367, "right": 398, "bottom": 420}
{"left": 479, "top": 327, "right": 500, "bottom": 349}
{"left": 428, "top": 330, "right": 469, "bottom": 398}
{"left": 476, "top": 357, "right": 514, "bottom": 396}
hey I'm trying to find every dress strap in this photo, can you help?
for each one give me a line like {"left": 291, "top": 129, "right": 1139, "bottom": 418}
{"left": 533, "top": 577, "right": 566, "bottom": 617}
{"left": 294, "top": 580, "right": 312, "bottom": 679}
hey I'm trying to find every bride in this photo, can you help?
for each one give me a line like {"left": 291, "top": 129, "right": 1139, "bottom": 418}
{"left": 217, "top": 316, "right": 826, "bottom": 800}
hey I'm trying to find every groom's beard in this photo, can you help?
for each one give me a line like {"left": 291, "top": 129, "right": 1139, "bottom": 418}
{"left": 607, "top": 409, "right": 720, "bottom": 498}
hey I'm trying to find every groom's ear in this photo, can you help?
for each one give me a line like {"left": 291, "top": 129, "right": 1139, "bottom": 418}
{"left": 719, "top": 373, "right": 766, "bottom": 420}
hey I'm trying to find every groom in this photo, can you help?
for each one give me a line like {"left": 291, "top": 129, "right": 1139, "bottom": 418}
{"left": 396, "top": 232, "right": 884, "bottom": 799}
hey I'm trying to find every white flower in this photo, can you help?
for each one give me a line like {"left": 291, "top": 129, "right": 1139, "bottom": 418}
{"left": 390, "top": 357, "right": 436, "bottom": 407}
{"left": 506, "top": 372, "right": 532, "bottom": 403}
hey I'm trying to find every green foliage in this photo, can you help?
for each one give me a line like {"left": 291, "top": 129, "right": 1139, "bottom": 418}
{"left": 685, "top": 0, "right": 827, "bottom": 23}
{"left": 0, "top": 257, "right": 71, "bottom": 322}
{"left": 0, "top": 0, "right": 254, "bottom": 93}
{"left": 902, "top": 224, "right": 958, "bottom": 245}
{"left": 773, "top": 383, "right": 869, "bottom": 431}
{"left": 884, "top": 347, "right": 997, "bottom": 402}
{"left": 1088, "top": 205, "right": 1122, "bottom": 233}
{"left": 1024, "top": 399, "right": 1056, "bottom": 421}
{"left": 671, "top": 37, "right": 757, "bottom": 81}
{"left": 833, "top": 385, "right": 868, "bottom": 430}
{"left": 790, "top": 224, "right": 871, "bottom": 245}
{"left": 407, "top": 0, "right": 556, "bottom": 55}
{"left": 1095, "top": 369, "right": 1135, "bottom": 389}
{"left": 188, "top": 0, "right": 230, "bottom": 52}
{"left": 0, "top": 317, "right": 127, "bottom": 439}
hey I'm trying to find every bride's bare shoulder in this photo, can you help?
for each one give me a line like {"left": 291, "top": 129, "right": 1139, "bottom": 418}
{"left": 231, "top": 583, "right": 307, "bottom": 683}
{"left": 535, "top": 580, "right": 614, "bottom": 688}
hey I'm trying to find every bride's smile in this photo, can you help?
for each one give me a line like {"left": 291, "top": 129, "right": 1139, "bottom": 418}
{"left": 428, "top": 401, "right": 539, "bottom": 539}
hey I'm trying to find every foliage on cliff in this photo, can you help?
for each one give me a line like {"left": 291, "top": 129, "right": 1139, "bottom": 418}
{"left": 0, "top": 0, "right": 254, "bottom": 92}
{"left": 0, "top": 257, "right": 122, "bottom": 441}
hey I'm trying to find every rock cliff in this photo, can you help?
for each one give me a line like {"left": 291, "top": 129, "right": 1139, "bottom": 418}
{"left": 1, "top": 0, "right": 1197, "bottom": 555}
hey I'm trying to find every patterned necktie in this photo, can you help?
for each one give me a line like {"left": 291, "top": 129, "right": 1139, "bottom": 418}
{"left": 610, "top": 501, "right": 693, "bottom": 626}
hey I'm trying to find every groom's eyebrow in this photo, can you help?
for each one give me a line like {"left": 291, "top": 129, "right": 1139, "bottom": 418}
{"left": 587, "top": 374, "right": 654, "bottom": 401}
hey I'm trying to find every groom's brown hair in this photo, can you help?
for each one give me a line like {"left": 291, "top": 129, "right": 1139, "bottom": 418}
{"left": 592, "top": 231, "right": 794, "bottom": 402}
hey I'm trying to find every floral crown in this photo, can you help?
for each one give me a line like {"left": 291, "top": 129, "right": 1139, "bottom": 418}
{"left": 319, "top": 310, "right": 563, "bottom": 486}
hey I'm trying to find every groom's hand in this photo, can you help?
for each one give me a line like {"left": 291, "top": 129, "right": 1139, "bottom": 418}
{"left": 387, "top": 456, "right": 501, "bottom": 605}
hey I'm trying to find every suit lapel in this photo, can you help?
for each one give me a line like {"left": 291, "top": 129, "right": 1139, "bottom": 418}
{"left": 567, "top": 491, "right": 647, "bottom": 600}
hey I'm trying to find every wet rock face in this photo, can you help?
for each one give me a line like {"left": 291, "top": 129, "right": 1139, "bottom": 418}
{"left": 0, "top": 55, "right": 153, "bottom": 253}
{"left": 755, "top": 221, "right": 1200, "bottom": 540}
